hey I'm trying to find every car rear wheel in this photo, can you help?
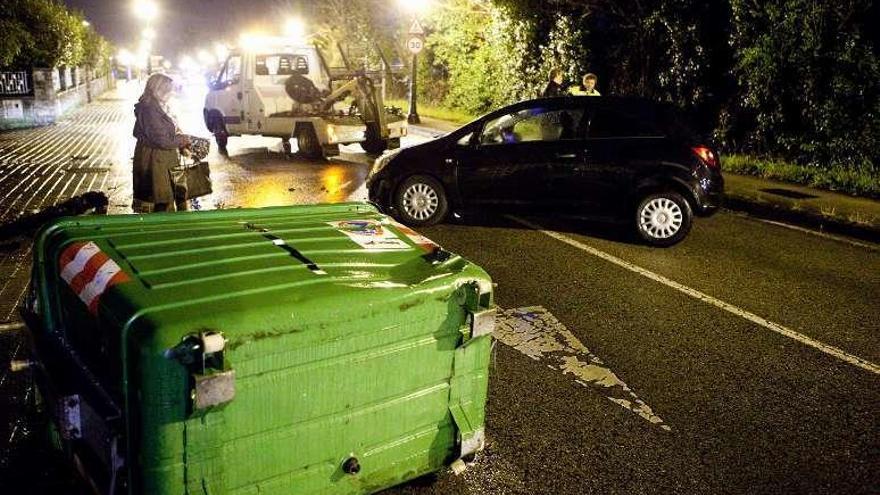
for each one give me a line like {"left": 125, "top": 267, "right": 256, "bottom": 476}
{"left": 635, "top": 192, "right": 692, "bottom": 247}
{"left": 394, "top": 175, "right": 448, "bottom": 226}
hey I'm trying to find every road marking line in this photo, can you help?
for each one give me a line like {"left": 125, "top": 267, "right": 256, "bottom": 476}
{"left": 744, "top": 215, "right": 880, "bottom": 252}
{"left": 507, "top": 215, "right": 880, "bottom": 376}
{"left": 497, "top": 306, "right": 671, "bottom": 431}
{"left": 0, "top": 322, "right": 25, "bottom": 333}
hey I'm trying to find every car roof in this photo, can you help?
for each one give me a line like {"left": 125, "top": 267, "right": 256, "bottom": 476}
{"left": 463, "top": 96, "right": 692, "bottom": 138}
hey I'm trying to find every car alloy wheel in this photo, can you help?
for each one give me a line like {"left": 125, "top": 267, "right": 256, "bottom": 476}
{"left": 402, "top": 183, "right": 440, "bottom": 221}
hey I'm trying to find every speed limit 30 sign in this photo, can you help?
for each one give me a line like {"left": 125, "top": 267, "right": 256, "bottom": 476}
{"left": 408, "top": 37, "right": 424, "bottom": 55}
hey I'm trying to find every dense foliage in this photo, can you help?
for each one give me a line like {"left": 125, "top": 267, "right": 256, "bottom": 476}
{"left": 0, "top": 0, "right": 112, "bottom": 70}
{"left": 725, "top": 0, "right": 879, "bottom": 171}
{"left": 320, "top": 0, "right": 878, "bottom": 175}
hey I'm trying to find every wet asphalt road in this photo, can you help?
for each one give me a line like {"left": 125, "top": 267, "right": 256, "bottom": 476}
{"left": 395, "top": 213, "right": 879, "bottom": 495}
{"left": 1, "top": 83, "right": 878, "bottom": 494}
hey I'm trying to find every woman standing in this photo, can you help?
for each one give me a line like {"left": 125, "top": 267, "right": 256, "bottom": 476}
{"left": 132, "top": 73, "right": 189, "bottom": 212}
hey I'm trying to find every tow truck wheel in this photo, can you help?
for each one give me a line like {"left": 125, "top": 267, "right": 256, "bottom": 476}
{"left": 295, "top": 126, "right": 323, "bottom": 159}
{"left": 361, "top": 123, "right": 388, "bottom": 155}
{"left": 214, "top": 133, "right": 229, "bottom": 157}
{"left": 206, "top": 113, "right": 229, "bottom": 157}
{"left": 361, "top": 138, "right": 389, "bottom": 155}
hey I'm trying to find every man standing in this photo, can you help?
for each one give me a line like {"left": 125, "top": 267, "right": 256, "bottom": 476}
{"left": 542, "top": 68, "right": 566, "bottom": 97}
{"left": 570, "top": 73, "right": 601, "bottom": 96}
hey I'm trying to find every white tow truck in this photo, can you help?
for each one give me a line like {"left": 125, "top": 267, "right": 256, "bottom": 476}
{"left": 203, "top": 37, "right": 407, "bottom": 158}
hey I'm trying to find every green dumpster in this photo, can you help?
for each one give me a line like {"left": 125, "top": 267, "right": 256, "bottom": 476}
{"left": 22, "top": 202, "right": 495, "bottom": 494}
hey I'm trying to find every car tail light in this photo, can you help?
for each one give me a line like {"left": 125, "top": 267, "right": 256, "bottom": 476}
{"left": 692, "top": 146, "right": 719, "bottom": 168}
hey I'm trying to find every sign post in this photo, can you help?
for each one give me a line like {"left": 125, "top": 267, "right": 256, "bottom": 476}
{"left": 406, "top": 19, "right": 425, "bottom": 125}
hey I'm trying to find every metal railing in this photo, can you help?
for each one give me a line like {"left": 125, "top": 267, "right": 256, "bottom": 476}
{"left": 0, "top": 71, "right": 31, "bottom": 96}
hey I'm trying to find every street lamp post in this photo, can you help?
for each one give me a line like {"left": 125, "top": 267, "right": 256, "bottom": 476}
{"left": 399, "top": 0, "right": 430, "bottom": 125}
{"left": 405, "top": 19, "right": 426, "bottom": 125}
{"left": 408, "top": 48, "right": 420, "bottom": 125}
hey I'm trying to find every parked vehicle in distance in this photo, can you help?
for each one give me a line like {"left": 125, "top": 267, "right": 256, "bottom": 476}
{"left": 204, "top": 36, "right": 406, "bottom": 158}
{"left": 367, "top": 96, "right": 723, "bottom": 246}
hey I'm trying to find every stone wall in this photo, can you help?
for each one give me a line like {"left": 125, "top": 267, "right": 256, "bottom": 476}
{"left": 0, "top": 67, "right": 115, "bottom": 130}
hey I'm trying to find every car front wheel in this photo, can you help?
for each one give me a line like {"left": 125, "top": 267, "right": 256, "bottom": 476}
{"left": 393, "top": 175, "right": 449, "bottom": 226}
{"left": 635, "top": 192, "right": 693, "bottom": 247}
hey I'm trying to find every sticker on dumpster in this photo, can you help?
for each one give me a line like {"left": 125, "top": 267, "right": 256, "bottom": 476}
{"left": 59, "top": 241, "right": 130, "bottom": 314}
{"left": 328, "top": 220, "right": 410, "bottom": 250}
{"left": 390, "top": 221, "right": 439, "bottom": 253}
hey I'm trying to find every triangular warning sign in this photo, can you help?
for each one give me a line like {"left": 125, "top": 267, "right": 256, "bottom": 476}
{"left": 409, "top": 19, "right": 425, "bottom": 35}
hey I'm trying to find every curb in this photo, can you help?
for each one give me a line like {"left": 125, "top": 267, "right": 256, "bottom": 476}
{"left": 722, "top": 194, "right": 880, "bottom": 245}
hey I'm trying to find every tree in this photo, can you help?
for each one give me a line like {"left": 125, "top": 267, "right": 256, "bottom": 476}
{"left": 726, "top": 0, "right": 880, "bottom": 168}
{"left": 313, "top": 0, "right": 398, "bottom": 70}
{"left": 0, "top": 0, "right": 112, "bottom": 70}
{"left": 0, "top": 5, "right": 33, "bottom": 67}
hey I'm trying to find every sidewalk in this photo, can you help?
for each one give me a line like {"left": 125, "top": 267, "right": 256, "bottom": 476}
{"left": 414, "top": 117, "right": 880, "bottom": 243}
{"left": 723, "top": 174, "right": 880, "bottom": 243}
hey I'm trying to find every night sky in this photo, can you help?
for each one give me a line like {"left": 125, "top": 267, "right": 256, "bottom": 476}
{"left": 62, "top": 0, "right": 319, "bottom": 60}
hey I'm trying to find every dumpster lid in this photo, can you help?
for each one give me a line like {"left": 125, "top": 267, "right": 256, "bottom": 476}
{"left": 38, "top": 203, "right": 469, "bottom": 320}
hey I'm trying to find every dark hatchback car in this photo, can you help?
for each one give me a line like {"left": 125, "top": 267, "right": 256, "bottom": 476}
{"left": 367, "top": 96, "right": 723, "bottom": 246}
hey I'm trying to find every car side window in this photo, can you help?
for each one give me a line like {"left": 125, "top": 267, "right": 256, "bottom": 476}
{"left": 588, "top": 108, "right": 661, "bottom": 138}
{"left": 480, "top": 108, "right": 584, "bottom": 145}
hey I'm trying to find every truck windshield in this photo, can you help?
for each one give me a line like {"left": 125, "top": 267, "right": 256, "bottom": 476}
{"left": 255, "top": 54, "right": 309, "bottom": 76}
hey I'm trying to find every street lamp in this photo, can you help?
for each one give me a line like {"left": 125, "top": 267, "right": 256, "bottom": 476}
{"left": 132, "top": 0, "right": 159, "bottom": 22}
{"left": 397, "top": 0, "right": 432, "bottom": 125}
{"left": 142, "top": 27, "right": 156, "bottom": 41}
{"left": 284, "top": 18, "right": 306, "bottom": 42}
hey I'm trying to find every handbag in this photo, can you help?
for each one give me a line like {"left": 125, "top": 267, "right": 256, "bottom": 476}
{"left": 173, "top": 157, "right": 212, "bottom": 200}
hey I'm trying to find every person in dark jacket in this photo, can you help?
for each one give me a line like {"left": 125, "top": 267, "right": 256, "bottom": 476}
{"left": 541, "top": 68, "right": 566, "bottom": 97}
{"left": 132, "top": 73, "right": 189, "bottom": 212}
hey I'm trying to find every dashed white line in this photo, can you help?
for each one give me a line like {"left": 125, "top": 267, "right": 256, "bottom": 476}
{"left": 507, "top": 215, "right": 880, "bottom": 376}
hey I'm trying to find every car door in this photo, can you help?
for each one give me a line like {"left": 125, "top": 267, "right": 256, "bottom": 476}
{"left": 209, "top": 54, "right": 245, "bottom": 134}
{"left": 538, "top": 104, "right": 595, "bottom": 210}
{"left": 578, "top": 104, "right": 664, "bottom": 214}
{"left": 453, "top": 105, "right": 566, "bottom": 208}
